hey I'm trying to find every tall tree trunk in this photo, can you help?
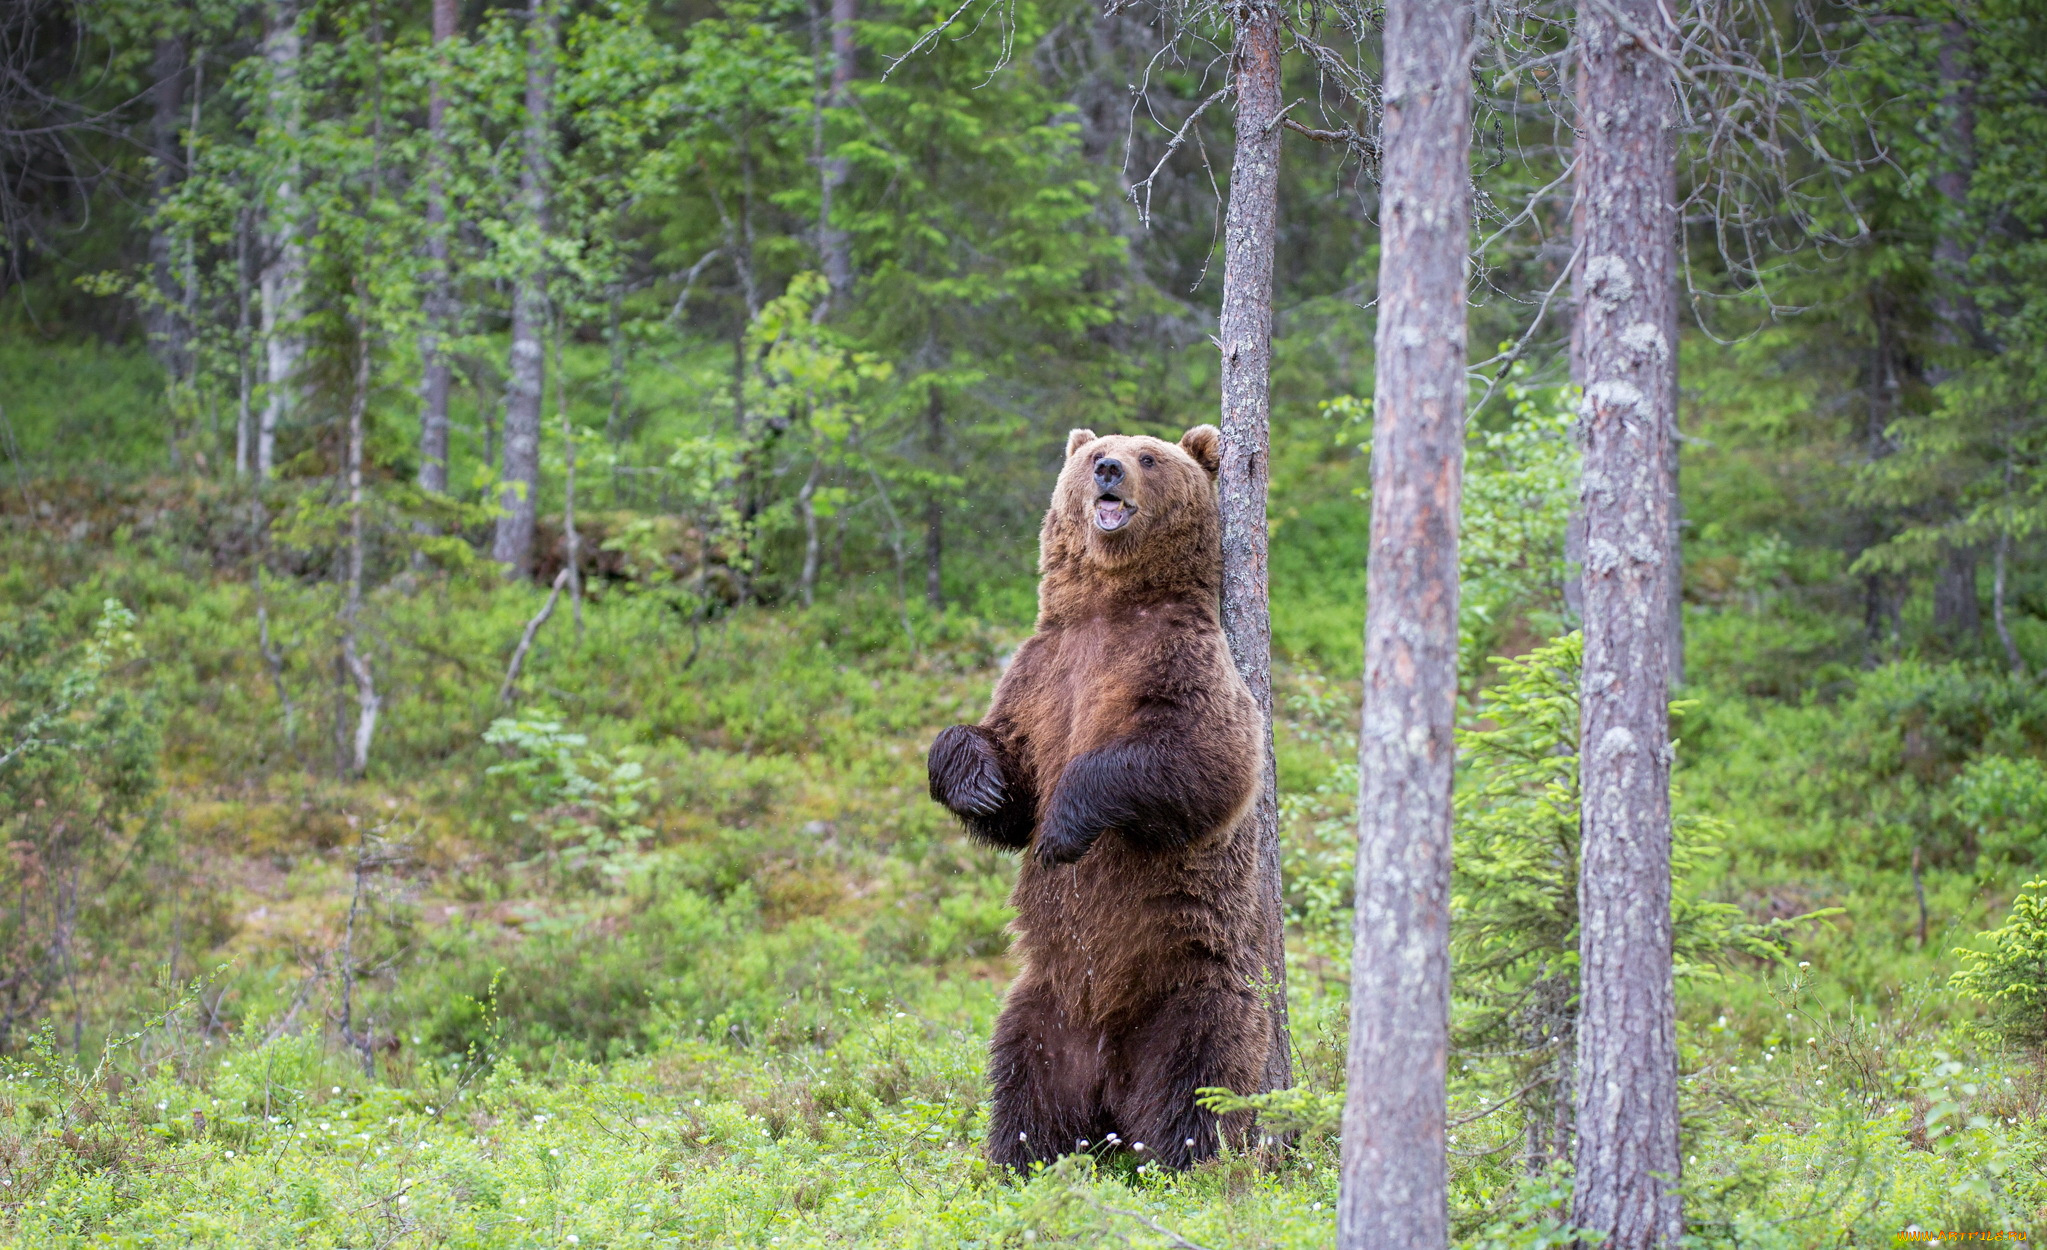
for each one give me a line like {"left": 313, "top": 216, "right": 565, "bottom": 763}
{"left": 1665, "top": 276, "right": 1683, "bottom": 687}
{"left": 798, "top": 456, "right": 824, "bottom": 607}
{"left": 340, "top": 291, "right": 381, "bottom": 778}
{"left": 1337, "top": 0, "right": 1469, "bottom": 1244}
{"left": 1929, "top": 17, "right": 1987, "bottom": 360}
{"left": 417, "top": 0, "right": 457, "bottom": 498}
{"left": 1570, "top": 0, "right": 1684, "bottom": 1242}
{"left": 1926, "top": 19, "right": 1992, "bottom": 652}
{"left": 817, "top": 0, "right": 856, "bottom": 310}
{"left": 492, "top": 0, "right": 556, "bottom": 576}
{"left": 145, "top": 34, "right": 187, "bottom": 391}
{"left": 1933, "top": 543, "right": 1981, "bottom": 641}
{"left": 924, "top": 389, "right": 943, "bottom": 611}
{"left": 257, "top": 0, "right": 306, "bottom": 480}
{"left": 1860, "top": 290, "right": 1906, "bottom": 667}
{"left": 1995, "top": 526, "right": 2023, "bottom": 677}
{"left": 1214, "top": 0, "right": 1290, "bottom": 1101}
{"left": 555, "top": 321, "right": 584, "bottom": 640}
{"left": 235, "top": 208, "right": 255, "bottom": 478}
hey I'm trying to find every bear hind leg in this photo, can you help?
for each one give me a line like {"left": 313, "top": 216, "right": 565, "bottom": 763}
{"left": 1110, "top": 984, "right": 1267, "bottom": 1171}
{"left": 986, "top": 979, "right": 1110, "bottom": 1172}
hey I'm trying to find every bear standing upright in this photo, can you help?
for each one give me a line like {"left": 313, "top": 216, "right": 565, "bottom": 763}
{"left": 927, "top": 424, "right": 1271, "bottom": 1172}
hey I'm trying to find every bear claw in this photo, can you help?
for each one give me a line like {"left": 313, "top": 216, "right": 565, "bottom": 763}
{"left": 930, "top": 726, "right": 1007, "bottom": 817}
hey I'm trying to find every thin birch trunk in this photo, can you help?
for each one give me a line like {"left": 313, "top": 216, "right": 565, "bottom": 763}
{"left": 556, "top": 322, "right": 584, "bottom": 640}
{"left": 257, "top": 0, "right": 306, "bottom": 480}
{"left": 1214, "top": 0, "right": 1291, "bottom": 1103}
{"left": 339, "top": 25, "right": 388, "bottom": 782}
{"left": 798, "top": 456, "right": 824, "bottom": 607}
{"left": 1570, "top": 0, "right": 1684, "bottom": 1240}
{"left": 606, "top": 287, "right": 626, "bottom": 457}
{"left": 235, "top": 209, "right": 254, "bottom": 479}
{"left": 417, "top": 0, "right": 458, "bottom": 498}
{"left": 924, "top": 389, "right": 943, "bottom": 611}
{"left": 492, "top": 0, "right": 556, "bottom": 576}
{"left": 340, "top": 286, "right": 380, "bottom": 779}
{"left": 1995, "top": 460, "right": 2023, "bottom": 677}
{"left": 1995, "top": 532, "right": 2021, "bottom": 676}
{"left": 1337, "top": 0, "right": 1469, "bottom": 1244}
{"left": 498, "top": 568, "right": 571, "bottom": 705}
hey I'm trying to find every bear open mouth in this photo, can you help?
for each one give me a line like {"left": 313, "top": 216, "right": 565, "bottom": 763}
{"left": 1094, "top": 494, "right": 1134, "bottom": 532}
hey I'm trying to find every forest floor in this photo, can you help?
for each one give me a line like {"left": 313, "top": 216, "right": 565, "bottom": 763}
{"left": 2, "top": 471, "right": 2046, "bottom": 1249}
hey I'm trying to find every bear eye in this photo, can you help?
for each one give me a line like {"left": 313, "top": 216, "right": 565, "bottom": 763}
{"left": 1090, "top": 451, "right": 1104, "bottom": 464}
{"left": 1139, "top": 454, "right": 1155, "bottom": 469}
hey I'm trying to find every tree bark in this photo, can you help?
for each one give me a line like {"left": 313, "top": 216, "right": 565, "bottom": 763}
{"left": 1665, "top": 274, "right": 1683, "bottom": 687}
{"left": 257, "top": 0, "right": 305, "bottom": 480}
{"left": 1995, "top": 526, "right": 2023, "bottom": 677}
{"left": 1933, "top": 543, "right": 1981, "bottom": 642}
{"left": 417, "top": 0, "right": 457, "bottom": 498}
{"left": 1929, "top": 17, "right": 1988, "bottom": 360}
{"left": 1336, "top": 0, "right": 1469, "bottom": 1245}
{"left": 492, "top": 0, "right": 556, "bottom": 576}
{"left": 145, "top": 34, "right": 188, "bottom": 389}
{"left": 234, "top": 208, "right": 254, "bottom": 478}
{"left": 1214, "top": 0, "right": 1290, "bottom": 1102}
{"left": 1569, "top": 0, "right": 1684, "bottom": 1242}
{"left": 556, "top": 322, "right": 584, "bottom": 640}
{"left": 798, "top": 456, "right": 824, "bottom": 607}
{"left": 817, "top": 0, "right": 856, "bottom": 310}
{"left": 340, "top": 290, "right": 381, "bottom": 779}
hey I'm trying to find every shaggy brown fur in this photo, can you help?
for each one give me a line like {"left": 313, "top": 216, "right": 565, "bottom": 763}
{"left": 927, "top": 425, "right": 1270, "bottom": 1172}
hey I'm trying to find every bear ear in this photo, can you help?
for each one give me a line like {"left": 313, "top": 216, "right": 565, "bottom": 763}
{"left": 1179, "top": 425, "right": 1222, "bottom": 476}
{"left": 1065, "top": 428, "right": 1098, "bottom": 459}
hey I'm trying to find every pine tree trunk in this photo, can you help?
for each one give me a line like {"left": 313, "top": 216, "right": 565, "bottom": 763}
{"left": 1929, "top": 18, "right": 1987, "bottom": 359}
{"left": 818, "top": 0, "right": 856, "bottom": 310}
{"left": 1336, "top": 0, "right": 1469, "bottom": 1244}
{"left": 1933, "top": 543, "right": 1981, "bottom": 641}
{"left": 492, "top": 0, "right": 556, "bottom": 576}
{"left": 1665, "top": 289, "right": 1683, "bottom": 687}
{"left": 1214, "top": 0, "right": 1290, "bottom": 1101}
{"left": 1569, "top": 0, "right": 1684, "bottom": 1242}
{"left": 257, "top": 0, "right": 305, "bottom": 480}
{"left": 417, "top": 0, "right": 457, "bottom": 498}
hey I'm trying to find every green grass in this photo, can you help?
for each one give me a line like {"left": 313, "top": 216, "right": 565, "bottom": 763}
{"left": 3, "top": 422, "right": 2047, "bottom": 1243}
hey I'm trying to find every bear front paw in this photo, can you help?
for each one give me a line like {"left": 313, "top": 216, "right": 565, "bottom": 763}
{"left": 929, "top": 725, "right": 1006, "bottom": 817}
{"left": 1034, "top": 818, "right": 1100, "bottom": 865}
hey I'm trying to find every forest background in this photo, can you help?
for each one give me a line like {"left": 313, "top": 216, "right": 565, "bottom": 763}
{"left": 2, "top": 0, "right": 2047, "bottom": 1243}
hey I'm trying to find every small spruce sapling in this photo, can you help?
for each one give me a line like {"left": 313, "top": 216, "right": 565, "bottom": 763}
{"left": 1952, "top": 879, "right": 2047, "bottom": 1048}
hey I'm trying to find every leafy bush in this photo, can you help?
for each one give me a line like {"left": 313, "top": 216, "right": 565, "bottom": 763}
{"left": 0, "top": 599, "right": 159, "bottom": 1049}
{"left": 1951, "top": 756, "right": 2047, "bottom": 864}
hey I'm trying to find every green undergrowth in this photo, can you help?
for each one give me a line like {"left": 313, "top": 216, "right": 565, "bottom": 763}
{"left": 5, "top": 487, "right": 2047, "bottom": 1246}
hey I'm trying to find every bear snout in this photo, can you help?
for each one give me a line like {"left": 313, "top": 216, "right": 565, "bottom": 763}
{"left": 1093, "top": 457, "right": 1125, "bottom": 492}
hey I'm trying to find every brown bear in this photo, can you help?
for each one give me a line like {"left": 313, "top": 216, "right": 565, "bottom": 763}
{"left": 926, "top": 424, "right": 1270, "bottom": 1172}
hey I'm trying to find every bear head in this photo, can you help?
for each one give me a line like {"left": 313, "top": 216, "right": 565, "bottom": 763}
{"left": 1038, "top": 425, "right": 1225, "bottom": 603}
